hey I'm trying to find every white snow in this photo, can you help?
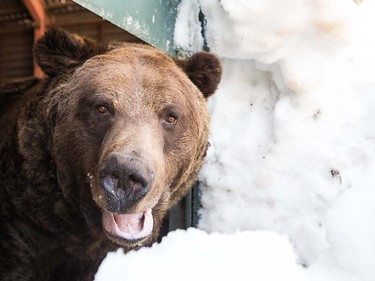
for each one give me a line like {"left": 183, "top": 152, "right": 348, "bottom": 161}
{"left": 174, "top": 0, "right": 203, "bottom": 55}
{"left": 96, "top": 228, "right": 304, "bottom": 281}
{"left": 96, "top": 1, "right": 375, "bottom": 280}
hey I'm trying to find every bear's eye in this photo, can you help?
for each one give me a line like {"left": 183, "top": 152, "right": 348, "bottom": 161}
{"left": 164, "top": 114, "right": 178, "bottom": 125}
{"left": 96, "top": 105, "right": 109, "bottom": 114}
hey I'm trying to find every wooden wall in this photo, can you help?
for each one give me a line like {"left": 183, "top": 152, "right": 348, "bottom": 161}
{"left": 0, "top": 1, "right": 141, "bottom": 80}
{"left": 0, "top": 29, "right": 34, "bottom": 79}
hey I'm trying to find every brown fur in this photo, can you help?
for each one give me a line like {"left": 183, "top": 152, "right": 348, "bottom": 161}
{"left": 0, "top": 28, "right": 221, "bottom": 281}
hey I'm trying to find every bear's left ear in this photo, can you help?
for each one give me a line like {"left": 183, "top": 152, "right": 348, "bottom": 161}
{"left": 34, "top": 28, "right": 106, "bottom": 77}
{"left": 176, "top": 52, "right": 222, "bottom": 98}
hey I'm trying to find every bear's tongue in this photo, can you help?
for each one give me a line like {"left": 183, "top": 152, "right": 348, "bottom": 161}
{"left": 102, "top": 209, "right": 153, "bottom": 241}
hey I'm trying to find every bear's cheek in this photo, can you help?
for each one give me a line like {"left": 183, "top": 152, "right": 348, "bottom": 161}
{"left": 163, "top": 124, "right": 200, "bottom": 172}
{"left": 75, "top": 105, "right": 114, "bottom": 146}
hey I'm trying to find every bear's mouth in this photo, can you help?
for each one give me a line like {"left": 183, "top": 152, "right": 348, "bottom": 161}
{"left": 102, "top": 208, "right": 153, "bottom": 243}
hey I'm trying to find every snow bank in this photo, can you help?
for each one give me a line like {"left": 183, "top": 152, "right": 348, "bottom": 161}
{"left": 96, "top": 228, "right": 304, "bottom": 281}
{"left": 196, "top": 0, "right": 375, "bottom": 279}
{"left": 96, "top": 1, "right": 375, "bottom": 280}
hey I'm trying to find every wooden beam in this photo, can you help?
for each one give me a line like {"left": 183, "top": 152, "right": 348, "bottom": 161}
{"left": 23, "top": 0, "right": 47, "bottom": 77}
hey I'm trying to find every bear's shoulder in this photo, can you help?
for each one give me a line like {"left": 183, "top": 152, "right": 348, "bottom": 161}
{"left": 0, "top": 77, "right": 41, "bottom": 147}
{"left": 0, "top": 77, "right": 40, "bottom": 113}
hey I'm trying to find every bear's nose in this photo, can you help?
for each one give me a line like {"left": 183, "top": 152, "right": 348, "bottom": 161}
{"left": 99, "top": 153, "right": 154, "bottom": 211}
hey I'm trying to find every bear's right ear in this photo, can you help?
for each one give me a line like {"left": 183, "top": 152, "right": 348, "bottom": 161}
{"left": 34, "top": 28, "right": 106, "bottom": 77}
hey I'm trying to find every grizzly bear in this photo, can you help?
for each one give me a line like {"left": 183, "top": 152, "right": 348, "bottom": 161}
{"left": 0, "top": 28, "right": 221, "bottom": 281}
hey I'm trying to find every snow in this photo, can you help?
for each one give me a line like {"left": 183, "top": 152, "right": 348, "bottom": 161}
{"left": 96, "top": 1, "right": 375, "bottom": 280}
{"left": 174, "top": 0, "right": 203, "bottom": 55}
{"left": 96, "top": 228, "right": 304, "bottom": 281}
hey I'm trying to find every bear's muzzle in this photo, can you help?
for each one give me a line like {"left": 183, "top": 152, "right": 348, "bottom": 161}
{"left": 99, "top": 152, "right": 154, "bottom": 213}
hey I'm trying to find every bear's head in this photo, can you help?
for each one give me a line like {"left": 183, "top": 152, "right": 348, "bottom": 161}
{"left": 34, "top": 29, "right": 221, "bottom": 249}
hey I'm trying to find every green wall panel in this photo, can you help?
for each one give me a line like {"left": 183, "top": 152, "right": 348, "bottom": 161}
{"left": 73, "top": 0, "right": 181, "bottom": 57}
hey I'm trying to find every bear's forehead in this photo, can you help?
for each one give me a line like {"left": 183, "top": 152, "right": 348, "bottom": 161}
{"left": 75, "top": 46, "right": 189, "bottom": 90}
{"left": 64, "top": 46, "right": 202, "bottom": 112}
{"left": 74, "top": 63, "right": 190, "bottom": 101}
{"left": 93, "top": 44, "right": 175, "bottom": 68}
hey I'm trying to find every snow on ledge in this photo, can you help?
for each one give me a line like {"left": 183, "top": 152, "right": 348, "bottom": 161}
{"left": 95, "top": 228, "right": 303, "bottom": 281}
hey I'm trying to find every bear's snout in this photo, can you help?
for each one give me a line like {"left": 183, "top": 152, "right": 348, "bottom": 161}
{"left": 99, "top": 153, "right": 154, "bottom": 212}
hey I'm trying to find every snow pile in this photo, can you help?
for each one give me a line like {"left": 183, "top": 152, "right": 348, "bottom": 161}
{"left": 96, "top": 1, "right": 375, "bottom": 280}
{"left": 174, "top": 0, "right": 203, "bottom": 54}
{"left": 96, "top": 228, "right": 303, "bottom": 281}
{"left": 196, "top": 0, "right": 375, "bottom": 279}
